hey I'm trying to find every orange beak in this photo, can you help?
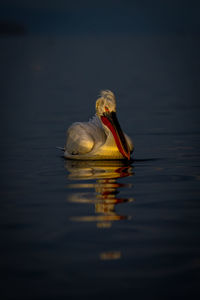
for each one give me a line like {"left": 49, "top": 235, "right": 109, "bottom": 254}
{"left": 101, "top": 111, "right": 130, "bottom": 160}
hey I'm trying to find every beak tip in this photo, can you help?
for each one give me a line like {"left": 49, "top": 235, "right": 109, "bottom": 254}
{"left": 125, "top": 151, "right": 130, "bottom": 160}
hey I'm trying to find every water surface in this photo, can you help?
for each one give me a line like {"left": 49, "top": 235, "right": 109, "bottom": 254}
{"left": 0, "top": 35, "right": 200, "bottom": 300}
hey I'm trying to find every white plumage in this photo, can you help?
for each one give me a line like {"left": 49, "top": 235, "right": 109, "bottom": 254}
{"left": 64, "top": 90, "right": 134, "bottom": 160}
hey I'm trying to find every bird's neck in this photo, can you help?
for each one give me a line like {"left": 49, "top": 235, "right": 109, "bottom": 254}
{"left": 89, "top": 114, "right": 103, "bottom": 128}
{"left": 90, "top": 114, "right": 115, "bottom": 145}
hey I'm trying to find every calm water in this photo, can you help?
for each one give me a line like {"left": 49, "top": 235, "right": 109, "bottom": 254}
{"left": 1, "top": 35, "right": 200, "bottom": 299}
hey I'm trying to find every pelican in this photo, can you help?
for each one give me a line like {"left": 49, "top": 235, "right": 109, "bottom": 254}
{"left": 64, "top": 90, "right": 134, "bottom": 160}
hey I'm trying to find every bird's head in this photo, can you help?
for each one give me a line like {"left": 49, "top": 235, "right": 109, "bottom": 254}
{"left": 95, "top": 90, "right": 130, "bottom": 160}
{"left": 96, "top": 90, "right": 116, "bottom": 116}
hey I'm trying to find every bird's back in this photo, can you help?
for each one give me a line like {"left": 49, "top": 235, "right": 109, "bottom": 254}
{"left": 65, "top": 115, "right": 106, "bottom": 156}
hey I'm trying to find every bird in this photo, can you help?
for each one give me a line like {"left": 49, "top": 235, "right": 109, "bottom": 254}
{"left": 63, "top": 90, "right": 134, "bottom": 160}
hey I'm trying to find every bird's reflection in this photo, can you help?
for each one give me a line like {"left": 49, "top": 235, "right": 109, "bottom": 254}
{"left": 65, "top": 160, "right": 134, "bottom": 228}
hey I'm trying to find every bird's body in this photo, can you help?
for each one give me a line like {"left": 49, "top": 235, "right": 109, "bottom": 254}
{"left": 64, "top": 91, "right": 134, "bottom": 160}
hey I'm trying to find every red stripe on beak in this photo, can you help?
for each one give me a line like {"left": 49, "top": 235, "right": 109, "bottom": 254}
{"left": 101, "top": 113, "right": 130, "bottom": 160}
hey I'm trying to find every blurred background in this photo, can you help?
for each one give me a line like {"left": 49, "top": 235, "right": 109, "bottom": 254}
{"left": 1, "top": 0, "right": 200, "bottom": 35}
{"left": 0, "top": 1, "right": 200, "bottom": 300}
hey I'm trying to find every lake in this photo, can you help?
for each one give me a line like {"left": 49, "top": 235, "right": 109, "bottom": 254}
{"left": 0, "top": 34, "right": 200, "bottom": 299}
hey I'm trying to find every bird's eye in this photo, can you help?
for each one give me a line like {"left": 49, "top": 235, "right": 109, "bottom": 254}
{"left": 104, "top": 106, "right": 109, "bottom": 112}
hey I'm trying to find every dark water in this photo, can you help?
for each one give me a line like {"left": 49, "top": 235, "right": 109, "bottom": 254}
{"left": 1, "top": 35, "right": 200, "bottom": 299}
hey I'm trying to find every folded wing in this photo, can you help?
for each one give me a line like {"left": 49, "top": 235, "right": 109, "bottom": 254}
{"left": 65, "top": 122, "right": 94, "bottom": 155}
